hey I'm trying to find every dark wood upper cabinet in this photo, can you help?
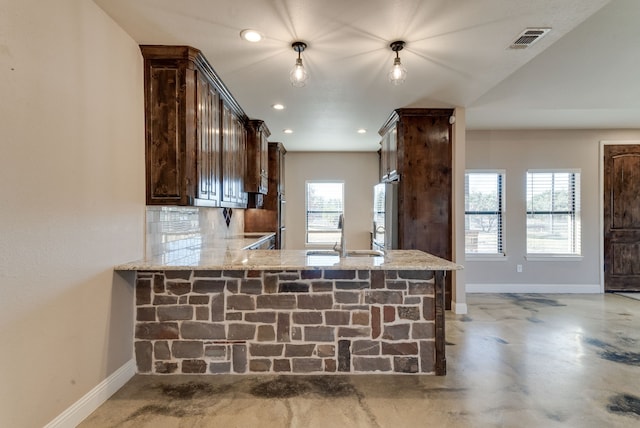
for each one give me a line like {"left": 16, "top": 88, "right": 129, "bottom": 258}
{"left": 379, "top": 108, "right": 454, "bottom": 307}
{"left": 195, "top": 69, "right": 221, "bottom": 205}
{"left": 269, "top": 142, "right": 287, "bottom": 249}
{"left": 379, "top": 122, "right": 398, "bottom": 182}
{"left": 221, "top": 102, "right": 248, "bottom": 207}
{"left": 274, "top": 142, "right": 286, "bottom": 201}
{"left": 245, "top": 142, "right": 287, "bottom": 248}
{"left": 140, "top": 45, "right": 253, "bottom": 208}
{"left": 143, "top": 50, "right": 193, "bottom": 205}
{"left": 245, "top": 120, "right": 270, "bottom": 195}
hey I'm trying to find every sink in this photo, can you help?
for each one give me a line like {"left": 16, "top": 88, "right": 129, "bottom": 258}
{"left": 305, "top": 250, "right": 339, "bottom": 256}
{"left": 346, "top": 250, "right": 384, "bottom": 257}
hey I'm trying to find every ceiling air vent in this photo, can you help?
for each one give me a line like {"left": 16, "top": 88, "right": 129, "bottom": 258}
{"left": 509, "top": 28, "right": 551, "bottom": 49}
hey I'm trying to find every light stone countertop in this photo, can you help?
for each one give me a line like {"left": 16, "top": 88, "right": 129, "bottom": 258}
{"left": 114, "top": 248, "right": 463, "bottom": 271}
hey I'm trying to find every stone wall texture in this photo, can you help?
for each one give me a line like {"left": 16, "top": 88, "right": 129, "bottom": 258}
{"left": 135, "top": 269, "right": 437, "bottom": 374}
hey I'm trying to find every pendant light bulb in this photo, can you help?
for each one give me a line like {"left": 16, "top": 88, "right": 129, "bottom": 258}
{"left": 290, "top": 41, "right": 309, "bottom": 87}
{"left": 388, "top": 41, "right": 407, "bottom": 85}
{"left": 290, "top": 58, "right": 308, "bottom": 87}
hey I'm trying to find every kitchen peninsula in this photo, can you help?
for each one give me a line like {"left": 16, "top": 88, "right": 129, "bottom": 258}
{"left": 116, "top": 246, "right": 461, "bottom": 376}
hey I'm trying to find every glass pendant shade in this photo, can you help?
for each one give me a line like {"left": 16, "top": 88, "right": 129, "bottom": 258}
{"left": 388, "top": 40, "right": 407, "bottom": 85}
{"left": 290, "top": 58, "right": 308, "bottom": 87}
{"left": 389, "top": 57, "right": 407, "bottom": 85}
{"left": 290, "top": 41, "right": 309, "bottom": 87}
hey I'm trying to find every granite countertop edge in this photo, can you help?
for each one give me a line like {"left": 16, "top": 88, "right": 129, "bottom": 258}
{"left": 114, "top": 249, "right": 463, "bottom": 271}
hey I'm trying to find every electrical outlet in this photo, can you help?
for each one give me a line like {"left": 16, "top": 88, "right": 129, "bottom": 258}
{"left": 516, "top": 264, "right": 523, "bottom": 273}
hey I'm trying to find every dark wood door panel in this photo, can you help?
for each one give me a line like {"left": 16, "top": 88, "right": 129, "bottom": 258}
{"left": 148, "top": 66, "right": 182, "bottom": 201}
{"left": 604, "top": 144, "right": 640, "bottom": 291}
{"left": 611, "top": 154, "right": 640, "bottom": 229}
{"left": 611, "top": 242, "right": 640, "bottom": 275}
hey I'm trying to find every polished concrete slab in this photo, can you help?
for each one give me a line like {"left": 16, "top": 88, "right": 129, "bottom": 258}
{"left": 80, "top": 294, "right": 640, "bottom": 427}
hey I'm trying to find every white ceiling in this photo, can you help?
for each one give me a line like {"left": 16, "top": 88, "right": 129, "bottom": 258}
{"left": 94, "top": 0, "right": 640, "bottom": 152}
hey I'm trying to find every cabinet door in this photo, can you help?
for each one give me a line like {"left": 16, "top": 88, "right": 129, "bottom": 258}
{"left": 146, "top": 62, "right": 187, "bottom": 204}
{"left": 265, "top": 143, "right": 282, "bottom": 210}
{"left": 245, "top": 120, "right": 269, "bottom": 194}
{"left": 380, "top": 135, "right": 389, "bottom": 181}
{"left": 235, "top": 115, "right": 248, "bottom": 205}
{"left": 260, "top": 130, "right": 268, "bottom": 191}
{"left": 221, "top": 103, "right": 248, "bottom": 207}
{"left": 196, "top": 72, "right": 221, "bottom": 205}
{"left": 222, "top": 104, "right": 234, "bottom": 204}
{"left": 381, "top": 126, "right": 398, "bottom": 182}
{"left": 388, "top": 126, "right": 398, "bottom": 180}
{"left": 379, "top": 117, "right": 399, "bottom": 182}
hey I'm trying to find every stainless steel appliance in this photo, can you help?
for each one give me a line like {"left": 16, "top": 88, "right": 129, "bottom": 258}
{"left": 372, "top": 182, "right": 398, "bottom": 251}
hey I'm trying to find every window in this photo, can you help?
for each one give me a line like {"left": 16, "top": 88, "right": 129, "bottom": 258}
{"left": 526, "top": 170, "right": 581, "bottom": 255}
{"left": 465, "top": 171, "right": 505, "bottom": 256}
{"left": 306, "top": 181, "right": 344, "bottom": 244}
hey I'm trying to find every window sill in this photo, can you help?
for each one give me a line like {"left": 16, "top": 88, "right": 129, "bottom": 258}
{"left": 465, "top": 254, "right": 507, "bottom": 262}
{"left": 524, "top": 255, "right": 583, "bottom": 262}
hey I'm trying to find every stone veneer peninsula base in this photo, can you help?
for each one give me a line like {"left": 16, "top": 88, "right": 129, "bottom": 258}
{"left": 117, "top": 250, "right": 462, "bottom": 376}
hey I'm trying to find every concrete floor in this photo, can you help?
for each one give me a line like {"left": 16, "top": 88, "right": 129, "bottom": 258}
{"left": 80, "top": 294, "right": 640, "bottom": 427}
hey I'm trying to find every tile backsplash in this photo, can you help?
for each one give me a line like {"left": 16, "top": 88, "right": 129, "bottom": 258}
{"left": 146, "top": 206, "right": 244, "bottom": 257}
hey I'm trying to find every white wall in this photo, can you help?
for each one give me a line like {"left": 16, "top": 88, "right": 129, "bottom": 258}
{"left": 465, "top": 129, "right": 640, "bottom": 292}
{"left": 0, "top": 1, "right": 144, "bottom": 426}
{"left": 285, "top": 152, "right": 379, "bottom": 250}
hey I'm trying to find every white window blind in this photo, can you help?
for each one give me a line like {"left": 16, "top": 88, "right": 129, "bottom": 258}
{"left": 526, "top": 170, "right": 581, "bottom": 255}
{"left": 306, "top": 181, "right": 344, "bottom": 244}
{"left": 465, "top": 171, "right": 505, "bottom": 255}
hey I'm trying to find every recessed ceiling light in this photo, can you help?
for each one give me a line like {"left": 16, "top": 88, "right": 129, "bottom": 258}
{"left": 240, "top": 29, "right": 263, "bottom": 43}
{"left": 283, "top": 129, "right": 293, "bottom": 134}
{"left": 357, "top": 129, "right": 367, "bottom": 134}
{"left": 272, "top": 104, "right": 285, "bottom": 110}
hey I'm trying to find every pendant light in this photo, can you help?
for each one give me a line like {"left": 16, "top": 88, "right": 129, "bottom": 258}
{"left": 290, "top": 41, "right": 309, "bottom": 87}
{"left": 388, "top": 41, "right": 407, "bottom": 85}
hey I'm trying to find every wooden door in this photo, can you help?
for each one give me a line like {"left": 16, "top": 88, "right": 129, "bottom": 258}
{"left": 604, "top": 144, "right": 640, "bottom": 291}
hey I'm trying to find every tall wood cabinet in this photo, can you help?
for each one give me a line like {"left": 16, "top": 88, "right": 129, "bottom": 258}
{"left": 379, "top": 108, "right": 454, "bottom": 308}
{"left": 245, "top": 120, "right": 270, "bottom": 195}
{"left": 141, "top": 45, "right": 251, "bottom": 208}
{"left": 266, "top": 142, "right": 286, "bottom": 249}
{"left": 245, "top": 142, "right": 287, "bottom": 248}
{"left": 245, "top": 120, "right": 270, "bottom": 208}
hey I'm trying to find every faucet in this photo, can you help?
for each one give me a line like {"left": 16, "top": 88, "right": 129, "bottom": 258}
{"left": 333, "top": 214, "right": 347, "bottom": 257}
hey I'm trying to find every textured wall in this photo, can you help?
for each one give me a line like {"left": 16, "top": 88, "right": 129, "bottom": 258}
{"left": 0, "top": 0, "right": 144, "bottom": 426}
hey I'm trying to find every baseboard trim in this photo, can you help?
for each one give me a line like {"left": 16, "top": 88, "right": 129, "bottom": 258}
{"left": 452, "top": 301, "right": 468, "bottom": 314}
{"left": 466, "top": 283, "right": 601, "bottom": 294}
{"left": 44, "top": 359, "right": 136, "bottom": 428}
